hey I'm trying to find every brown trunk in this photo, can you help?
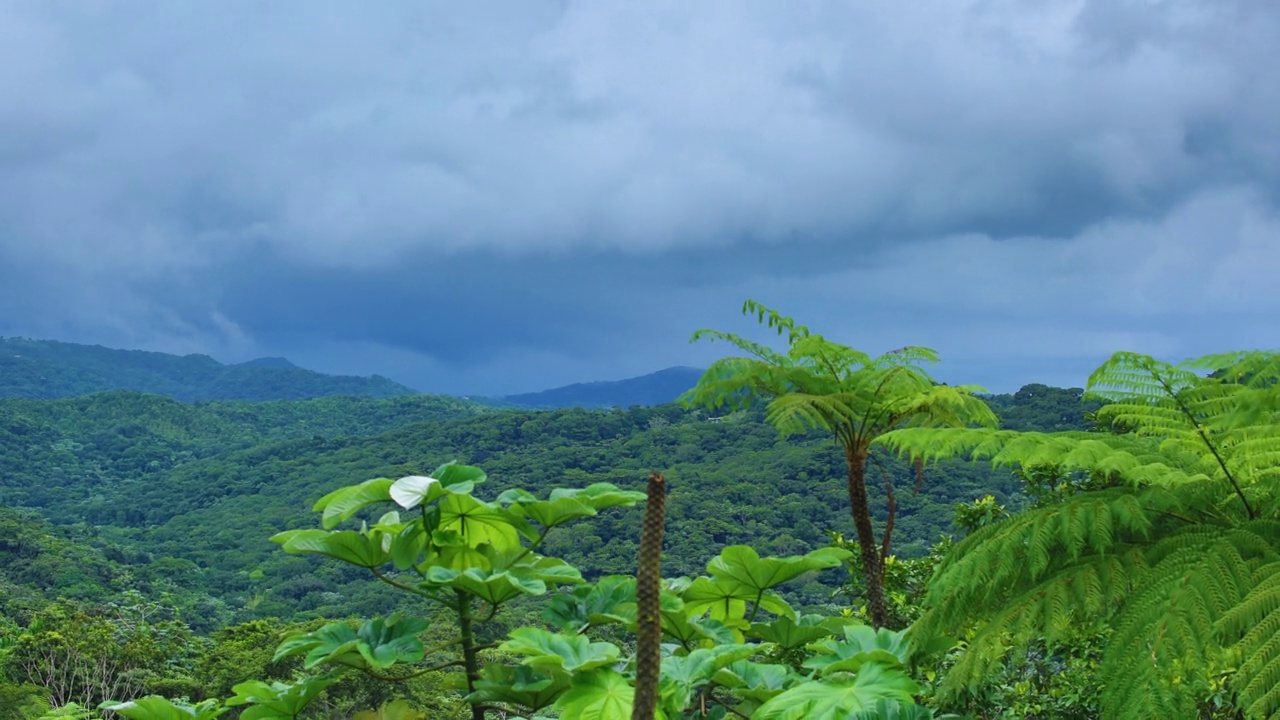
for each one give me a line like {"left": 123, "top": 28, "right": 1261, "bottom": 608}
{"left": 846, "top": 446, "right": 889, "bottom": 628}
{"left": 632, "top": 471, "right": 667, "bottom": 720}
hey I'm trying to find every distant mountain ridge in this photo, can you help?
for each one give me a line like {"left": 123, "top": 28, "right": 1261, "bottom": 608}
{"left": 0, "top": 337, "right": 417, "bottom": 402}
{"left": 502, "top": 366, "right": 705, "bottom": 409}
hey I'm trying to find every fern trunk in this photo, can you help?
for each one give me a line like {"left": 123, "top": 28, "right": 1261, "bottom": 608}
{"left": 632, "top": 471, "right": 667, "bottom": 720}
{"left": 847, "top": 445, "right": 888, "bottom": 628}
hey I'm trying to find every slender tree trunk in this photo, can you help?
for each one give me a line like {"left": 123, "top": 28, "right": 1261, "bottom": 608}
{"left": 846, "top": 446, "right": 889, "bottom": 628}
{"left": 456, "top": 590, "right": 485, "bottom": 720}
{"left": 633, "top": 471, "right": 667, "bottom": 720}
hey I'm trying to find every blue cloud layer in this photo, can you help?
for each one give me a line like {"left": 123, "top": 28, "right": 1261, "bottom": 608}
{"left": 1, "top": 1, "right": 1278, "bottom": 394}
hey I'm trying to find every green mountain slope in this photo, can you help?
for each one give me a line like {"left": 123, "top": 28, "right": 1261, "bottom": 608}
{"left": 0, "top": 380, "right": 1097, "bottom": 622}
{"left": 0, "top": 337, "right": 417, "bottom": 401}
{"left": 109, "top": 406, "right": 1012, "bottom": 619}
{"left": 0, "top": 391, "right": 487, "bottom": 510}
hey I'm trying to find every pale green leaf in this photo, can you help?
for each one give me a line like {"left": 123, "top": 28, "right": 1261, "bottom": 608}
{"left": 314, "top": 478, "right": 394, "bottom": 529}
{"left": 500, "top": 628, "right": 621, "bottom": 673}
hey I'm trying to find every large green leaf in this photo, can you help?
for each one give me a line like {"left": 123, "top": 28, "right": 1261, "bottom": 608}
{"left": 424, "top": 566, "right": 547, "bottom": 605}
{"left": 314, "top": 478, "right": 393, "bottom": 529}
{"left": 544, "top": 576, "right": 637, "bottom": 632}
{"left": 553, "top": 669, "right": 637, "bottom": 720}
{"left": 706, "top": 545, "right": 851, "bottom": 593}
{"left": 748, "top": 614, "right": 846, "bottom": 650}
{"left": 437, "top": 493, "right": 522, "bottom": 551}
{"left": 500, "top": 627, "right": 621, "bottom": 673}
{"left": 682, "top": 577, "right": 793, "bottom": 623}
{"left": 273, "top": 614, "right": 428, "bottom": 670}
{"left": 661, "top": 609, "right": 737, "bottom": 647}
{"left": 389, "top": 521, "right": 427, "bottom": 570}
{"left": 512, "top": 496, "right": 598, "bottom": 528}
{"left": 271, "top": 528, "right": 391, "bottom": 568}
{"left": 660, "top": 644, "right": 760, "bottom": 713}
{"left": 469, "top": 665, "right": 572, "bottom": 713}
{"left": 803, "top": 624, "right": 912, "bottom": 675}
{"left": 510, "top": 555, "right": 584, "bottom": 585}
{"left": 753, "top": 664, "right": 920, "bottom": 720}
{"left": 225, "top": 676, "right": 337, "bottom": 720}
{"left": 98, "top": 698, "right": 227, "bottom": 720}
{"left": 433, "top": 461, "right": 487, "bottom": 488}
{"left": 549, "top": 483, "right": 647, "bottom": 511}
{"left": 713, "top": 660, "right": 794, "bottom": 704}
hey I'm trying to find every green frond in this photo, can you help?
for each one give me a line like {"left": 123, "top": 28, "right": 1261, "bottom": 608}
{"left": 926, "top": 550, "right": 1144, "bottom": 698}
{"left": 1087, "top": 351, "right": 1202, "bottom": 403}
{"left": 882, "top": 427, "right": 1210, "bottom": 489}
{"left": 688, "top": 303, "right": 994, "bottom": 455}
{"left": 919, "top": 491, "right": 1154, "bottom": 619}
{"left": 895, "top": 349, "right": 1280, "bottom": 718}
{"left": 789, "top": 334, "right": 872, "bottom": 376}
{"left": 741, "top": 299, "right": 811, "bottom": 344}
{"left": 1182, "top": 350, "right": 1280, "bottom": 389}
{"left": 1100, "top": 527, "right": 1264, "bottom": 718}
{"left": 688, "top": 329, "right": 789, "bottom": 365}
{"left": 1215, "top": 538, "right": 1280, "bottom": 719}
{"left": 871, "top": 346, "right": 941, "bottom": 369}
{"left": 888, "top": 385, "right": 999, "bottom": 432}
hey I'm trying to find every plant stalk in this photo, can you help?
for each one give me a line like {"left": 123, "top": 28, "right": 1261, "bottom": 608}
{"left": 633, "top": 471, "right": 667, "bottom": 720}
{"left": 456, "top": 589, "right": 485, "bottom": 720}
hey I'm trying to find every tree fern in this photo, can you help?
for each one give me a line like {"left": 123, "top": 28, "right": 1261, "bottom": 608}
{"left": 685, "top": 300, "right": 997, "bottom": 627}
{"left": 884, "top": 350, "right": 1280, "bottom": 718}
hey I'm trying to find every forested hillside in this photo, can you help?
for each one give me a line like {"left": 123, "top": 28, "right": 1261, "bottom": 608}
{"left": 4, "top": 342, "right": 1268, "bottom": 718}
{"left": 0, "top": 392, "right": 485, "bottom": 510}
{"left": 0, "top": 384, "right": 1093, "bottom": 626}
{"left": 0, "top": 337, "right": 417, "bottom": 401}
{"left": 0, "top": 332, "right": 1125, "bottom": 718}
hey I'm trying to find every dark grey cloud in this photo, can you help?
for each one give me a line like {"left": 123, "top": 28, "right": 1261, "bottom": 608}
{"left": 1, "top": 1, "right": 1278, "bottom": 395}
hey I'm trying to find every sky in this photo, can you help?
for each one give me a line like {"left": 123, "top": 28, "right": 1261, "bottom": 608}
{"left": 1, "top": 1, "right": 1278, "bottom": 396}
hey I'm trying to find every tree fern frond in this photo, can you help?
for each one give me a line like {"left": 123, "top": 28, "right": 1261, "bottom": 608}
{"left": 741, "top": 299, "right": 811, "bottom": 344}
{"left": 882, "top": 427, "right": 1210, "bottom": 489}
{"left": 926, "top": 550, "right": 1144, "bottom": 698}
{"left": 789, "top": 334, "right": 872, "bottom": 376}
{"left": 899, "top": 350, "right": 1280, "bottom": 718}
{"left": 871, "top": 346, "right": 941, "bottom": 369}
{"left": 1087, "top": 351, "right": 1202, "bottom": 403}
{"left": 1097, "top": 530, "right": 1260, "bottom": 718}
{"left": 887, "top": 386, "right": 999, "bottom": 433}
{"left": 1216, "top": 549, "right": 1280, "bottom": 718}
{"left": 689, "top": 329, "right": 789, "bottom": 365}
{"left": 764, "top": 393, "right": 859, "bottom": 438}
{"left": 688, "top": 300, "right": 1037, "bottom": 629}
{"left": 920, "top": 491, "right": 1154, "bottom": 619}
{"left": 1182, "top": 350, "right": 1280, "bottom": 389}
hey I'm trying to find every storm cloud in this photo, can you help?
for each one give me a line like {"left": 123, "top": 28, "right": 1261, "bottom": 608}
{"left": 1, "top": 1, "right": 1277, "bottom": 394}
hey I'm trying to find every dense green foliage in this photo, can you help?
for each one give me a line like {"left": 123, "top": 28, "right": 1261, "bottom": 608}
{"left": 0, "top": 391, "right": 484, "bottom": 512}
{"left": 886, "top": 350, "right": 1280, "bottom": 718}
{"left": 0, "top": 382, "right": 1093, "bottom": 626}
{"left": 0, "top": 336, "right": 1124, "bottom": 717}
{"left": 92, "top": 462, "right": 939, "bottom": 719}
{"left": 0, "top": 338, "right": 416, "bottom": 401}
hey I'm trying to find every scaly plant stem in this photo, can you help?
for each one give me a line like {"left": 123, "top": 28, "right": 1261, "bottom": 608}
{"left": 632, "top": 471, "right": 667, "bottom": 720}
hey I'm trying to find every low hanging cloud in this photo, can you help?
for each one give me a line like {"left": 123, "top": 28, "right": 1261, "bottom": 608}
{"left": 0, "top": 1, "right": 1277, "bottom": 394}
